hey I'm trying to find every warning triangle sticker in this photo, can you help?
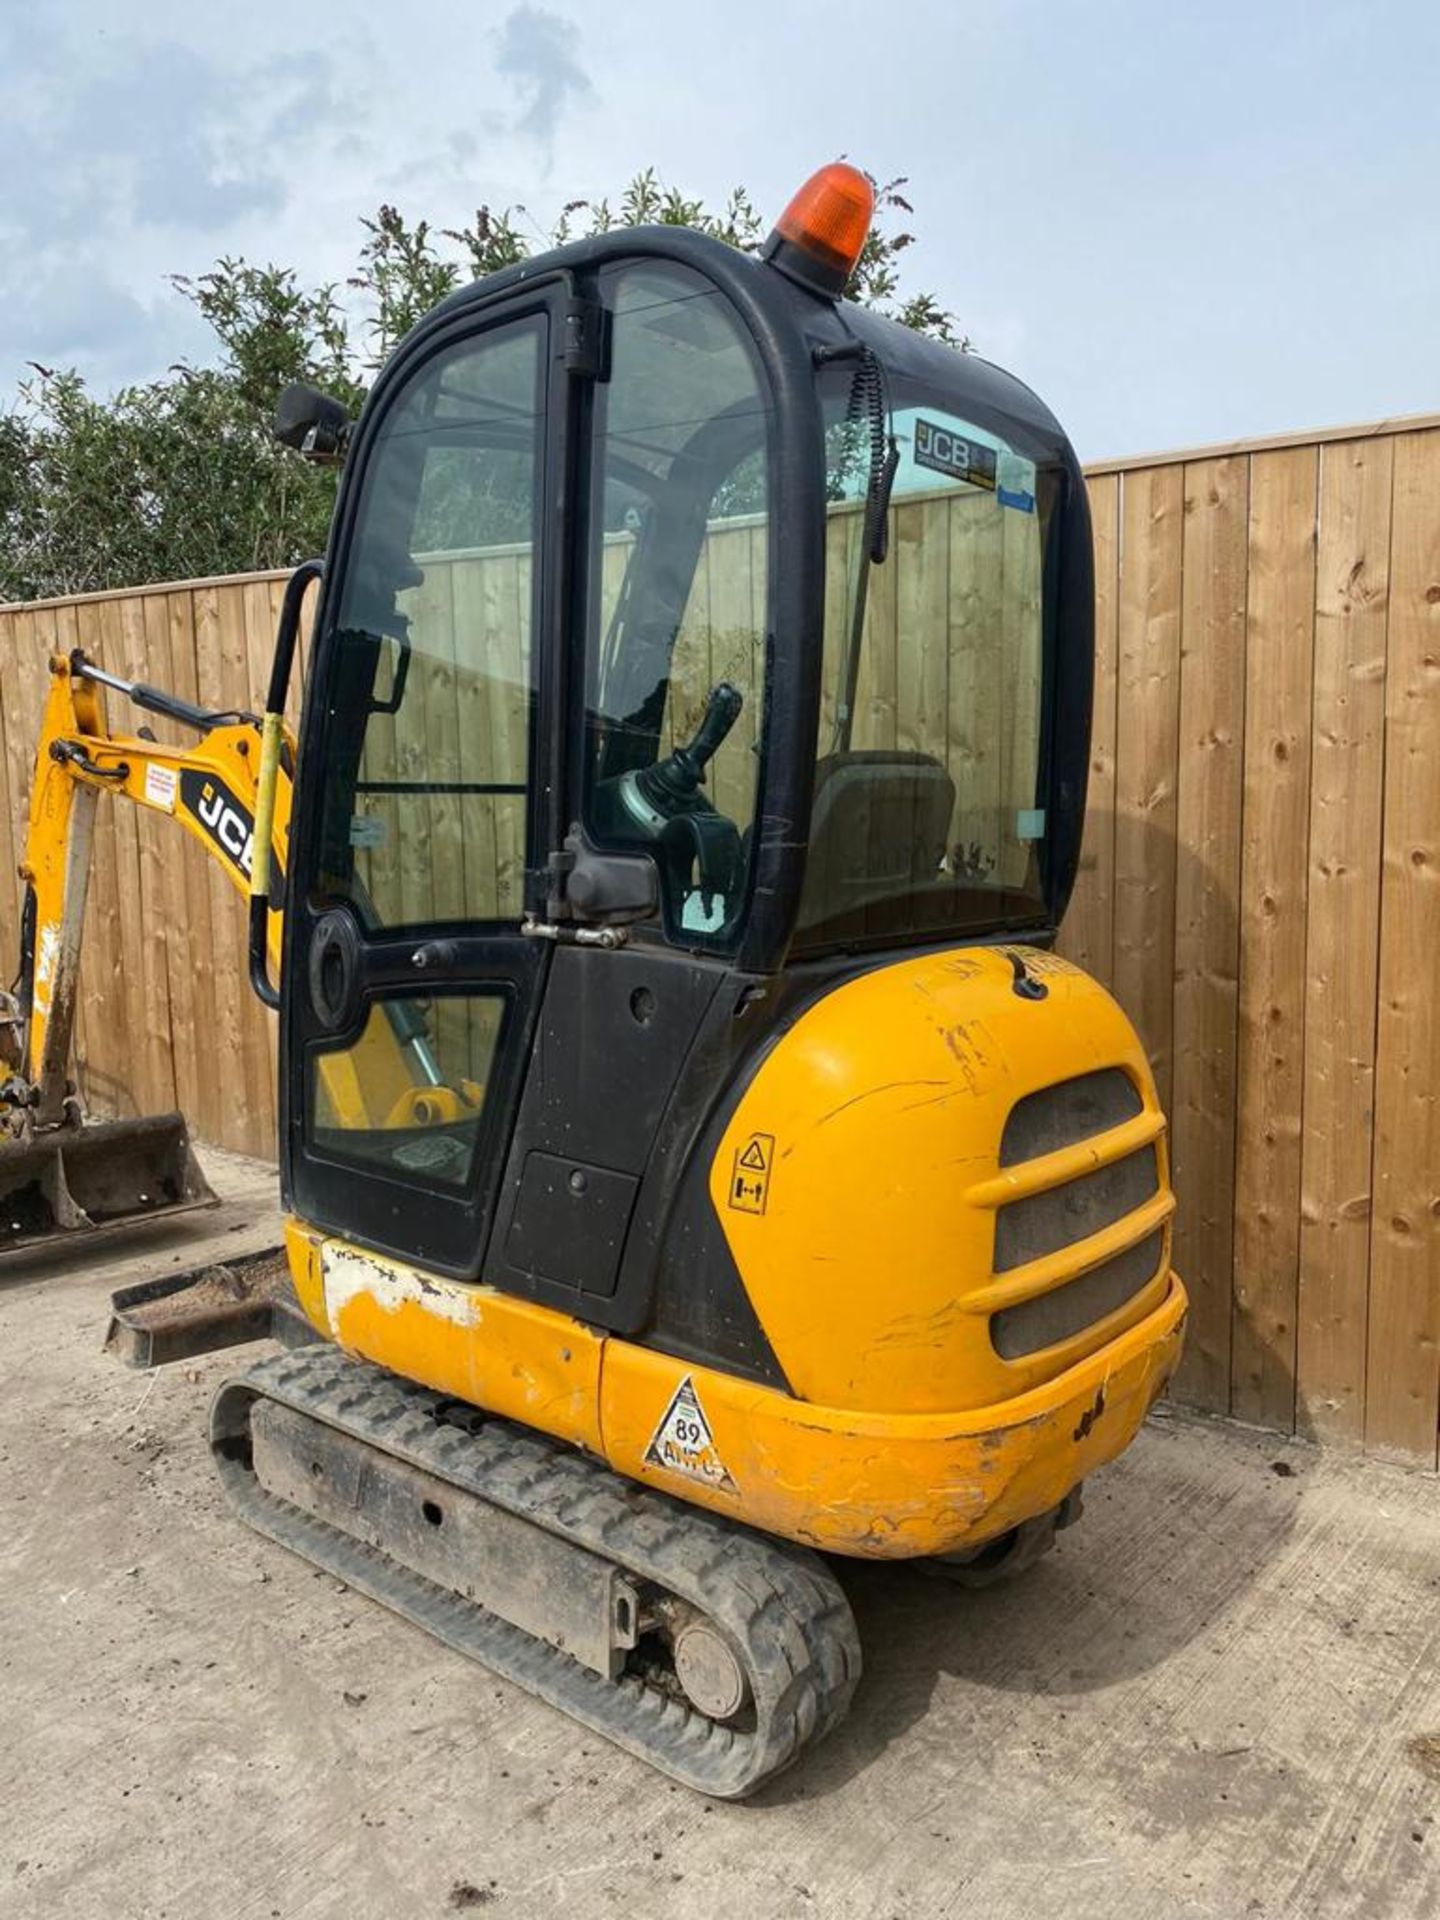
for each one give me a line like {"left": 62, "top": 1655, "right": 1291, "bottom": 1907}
{"left": 737, "top": 1137, "right": 769, "bottom": 1172}
{"left": 644, "top": 1376, "right": 737, "bottom": 1491}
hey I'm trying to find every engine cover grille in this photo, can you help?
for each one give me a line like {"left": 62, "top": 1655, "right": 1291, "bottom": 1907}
{"left": 991, "top": 1231, "right": 1166, "bottom": 1360}
{"left": 987, "top": 1068, "right": 1166, "bottom": 1361}
{"left": 993, "top": 1145, "right": 1160, "bottom": 1273}
{"left": 999, "top": 1067, "right": 1142, "bottom": 1167}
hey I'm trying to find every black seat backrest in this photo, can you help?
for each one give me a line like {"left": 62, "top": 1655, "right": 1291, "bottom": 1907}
{"left": 798, "top": 750, "right": 957, "bottom": 936}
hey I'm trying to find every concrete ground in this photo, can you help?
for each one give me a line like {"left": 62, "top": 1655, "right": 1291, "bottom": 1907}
{"left": 3, "top": 1149, "right": 1439, "bottom": 1920}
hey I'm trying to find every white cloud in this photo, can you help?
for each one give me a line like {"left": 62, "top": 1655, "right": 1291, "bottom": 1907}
{"left": 494, "top": 4, "right": 594, "bottom": 158}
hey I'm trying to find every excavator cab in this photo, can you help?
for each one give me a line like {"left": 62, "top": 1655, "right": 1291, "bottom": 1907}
{"left": 276, "top": 180, "right": 1096, "bottom": 1291}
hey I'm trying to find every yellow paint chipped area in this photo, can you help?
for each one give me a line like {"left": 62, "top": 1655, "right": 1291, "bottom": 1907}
{"left": 712, "top": 943, "right": 1174, "bottom": 1414}
{"left": 292, "top": 1231, "right": 605, "bottom": 1453}
{"left": 323, "top": 1244, "right": 481, "bottom": 1329}
{"left": 601, "top": 1279, "right": 1187, "bottom": 1559}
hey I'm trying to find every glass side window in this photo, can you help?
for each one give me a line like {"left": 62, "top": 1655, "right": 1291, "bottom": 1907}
{"left": 583, "top": 262, "right": 773, "bottom": 949}
{"left": 315, "top": 316, "right": 543, "bottom": 931}
{"left": 309, "top": 992, "right": 508, "bottom": 1188}
{"left": 794, "top": 371, "right": 1057, "bottom": 953}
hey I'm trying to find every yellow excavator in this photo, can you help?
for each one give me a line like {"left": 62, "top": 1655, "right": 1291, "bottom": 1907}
{"left": 2, "top": 164, "right": 1186, "bottom": 1796}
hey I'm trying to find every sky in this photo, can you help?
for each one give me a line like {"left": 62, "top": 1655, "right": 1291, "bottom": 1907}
{"left": 2, "top": 0, "right": 1437, "bottom": 462}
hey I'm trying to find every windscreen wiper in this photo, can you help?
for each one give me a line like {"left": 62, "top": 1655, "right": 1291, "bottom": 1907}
{"left": 815, "top": 341, "right": 899, "bottom": 752}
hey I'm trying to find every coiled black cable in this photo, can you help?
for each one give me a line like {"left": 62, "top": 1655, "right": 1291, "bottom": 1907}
{"left": 828, "top": 344, "right": 900, "bottom": 750}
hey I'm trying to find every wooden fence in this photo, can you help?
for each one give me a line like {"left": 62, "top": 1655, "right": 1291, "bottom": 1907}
{"left": 1059, "top": 418, "right": 1439, "bottom": 1461}
{"left": 1, "top": 413, "right": 1436, "bottom": 1461}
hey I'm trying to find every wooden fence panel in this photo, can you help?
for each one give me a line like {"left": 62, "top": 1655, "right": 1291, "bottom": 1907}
{"left": 1113, "top": 465, "right": 1185, "bottom": 1118}
{"left": 1230, "top": 445, "right": 1317, "bottom": 1432}
{"left": 118, "top": 592, "right": 180, "bottom": 1123}
{"left": 1058, "top": 471, "right": 1118, "bottom": 986}
{"left": 68, "top": 597, "right": 137, "bottom": 1120}
{"left": 165, "top": 589, "right": 228, "bottom": 1150}
{"left": 1, "top": 413, "right": 1438, "bottom": 1462}
{"left": 1, "top": 613, "right": 35, "bottom": 936}
{"left": 1363, "top": 430, "right": 1440, "bottom": 1459}
{"left": 1170, "top": 455, "right": 1249, "bottom": 1413}
{"left": 1296, "top": 439, "right": 1391, "bottom": 1443}
{"left": 98, "top": 594, "right": 153, "bottom": 1117}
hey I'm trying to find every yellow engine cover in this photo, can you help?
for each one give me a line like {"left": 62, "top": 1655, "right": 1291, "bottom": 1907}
{"left": 709, "top": 944, "right": 1175, "bottom": 1414}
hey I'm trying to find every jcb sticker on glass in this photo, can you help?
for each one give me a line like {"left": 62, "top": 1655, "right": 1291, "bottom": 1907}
{"left": 913, "top": 416, "right": 997, "bottom": 491}
{"left": 644, "top": 1376, "right": 736, "bottom": 1491}
{"left": 728, "top": 1131, "right": 774, "bottom": 1215}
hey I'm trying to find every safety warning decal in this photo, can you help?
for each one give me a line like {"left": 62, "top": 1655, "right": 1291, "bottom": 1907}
{"left": 644, "top": 1376, "right": 737, "bottom": 1491}
{"left": 143, "top": 763, "right": 178, "bottom": 812}
{"left": 728, "top": 1131, "right": 774, "bottom": 1215}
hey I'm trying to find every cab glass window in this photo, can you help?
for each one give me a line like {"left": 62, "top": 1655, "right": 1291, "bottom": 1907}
{"left": 309, "top": 991, "right": 508, "bottom": 1189}
{"left": 315, "top": 316, "right": 543, "bottom": 931}
{"left": 582, "top": 263, "right": 772, "bottom": 949}
{"left": 794, "top": 368, "right": 1058, "bottom": 954}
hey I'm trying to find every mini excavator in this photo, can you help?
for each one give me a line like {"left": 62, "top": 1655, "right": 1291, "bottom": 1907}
{"left": 2, "top": 165, "right": 1187, "bottom": 1795}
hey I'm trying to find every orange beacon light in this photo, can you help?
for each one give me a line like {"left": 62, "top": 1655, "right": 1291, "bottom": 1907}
{"left": 762, "top": 162, "right": 875, "bottom": 297}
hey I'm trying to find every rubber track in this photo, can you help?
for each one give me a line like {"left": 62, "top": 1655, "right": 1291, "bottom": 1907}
{"left": 210, "top": 1346, "right": 861, "bottom": 1798}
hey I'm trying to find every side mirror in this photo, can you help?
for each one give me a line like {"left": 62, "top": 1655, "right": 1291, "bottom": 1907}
{"left": 273, "top": 383, "right": 353, "bottom": 464}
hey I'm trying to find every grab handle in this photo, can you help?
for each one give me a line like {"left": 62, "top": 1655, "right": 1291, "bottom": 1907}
{"left": 249, "top": 558, "right": 323, "bottom": 1009}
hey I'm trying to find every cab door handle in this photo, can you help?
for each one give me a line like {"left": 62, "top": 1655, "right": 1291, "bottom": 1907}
{"left": 410, "top": 940, "right": 460, "bottom": 972}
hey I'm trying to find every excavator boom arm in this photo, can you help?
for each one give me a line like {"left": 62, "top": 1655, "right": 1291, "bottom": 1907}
{"left": 10, "top": 651, "right": 291, "bottom": 1127}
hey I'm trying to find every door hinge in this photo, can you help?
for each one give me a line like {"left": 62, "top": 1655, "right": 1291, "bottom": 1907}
{"left": 562, "top": 296, "right": 610, "bottom": 380}
{"left": 542, "top": 842, "right": 577, "bottom": 922}
{"left": 525, "top": 839, "right": 623, "bottom": 947}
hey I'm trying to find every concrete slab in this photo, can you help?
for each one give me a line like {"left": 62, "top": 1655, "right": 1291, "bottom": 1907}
{"left": 2, "top": 1148, "right": 1438, "bottom": 1920}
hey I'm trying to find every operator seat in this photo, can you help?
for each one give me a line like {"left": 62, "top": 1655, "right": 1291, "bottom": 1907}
{"left": 798, "top": 750, "right": 957, "bottom": 938}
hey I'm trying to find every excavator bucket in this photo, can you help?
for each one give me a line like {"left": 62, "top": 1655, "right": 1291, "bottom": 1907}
{"left": 0, "top": 1112, "right": 218, "bottom": 1256}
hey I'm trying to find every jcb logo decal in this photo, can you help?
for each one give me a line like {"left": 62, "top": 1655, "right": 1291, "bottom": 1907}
{"left": 179, "top": 771, "right": 283, "bottom": 887}
{"left": 913, "top": 415, "right": 997, "bottom": 491}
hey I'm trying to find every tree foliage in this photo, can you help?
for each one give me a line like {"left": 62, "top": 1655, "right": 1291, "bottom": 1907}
{"left": 0, "top": 171, "right": 963, "bottom": 602}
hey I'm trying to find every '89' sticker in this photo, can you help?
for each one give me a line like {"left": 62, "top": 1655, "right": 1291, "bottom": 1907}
{"left": 644, "top": 1376, "right": 736, "bottom": 1491}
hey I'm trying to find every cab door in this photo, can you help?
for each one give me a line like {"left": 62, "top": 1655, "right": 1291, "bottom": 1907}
{"left": 282, "top": 297, "right": 562, "bottom": 1276}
